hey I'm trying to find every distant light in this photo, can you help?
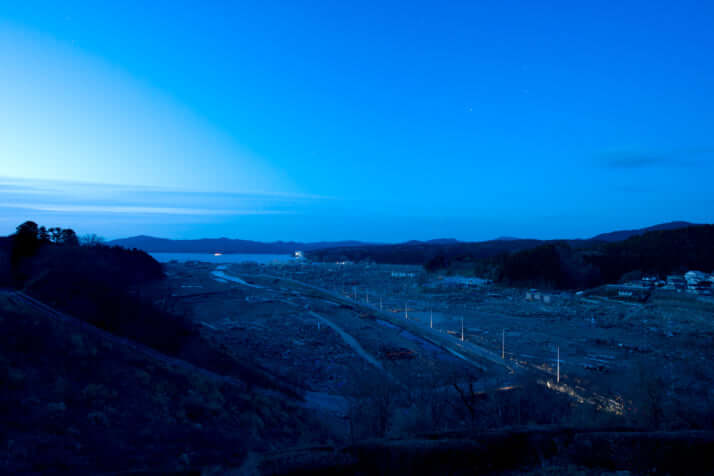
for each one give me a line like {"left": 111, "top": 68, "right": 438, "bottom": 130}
{"left": 213, "top": 252, "right": 223, "bottom": 256}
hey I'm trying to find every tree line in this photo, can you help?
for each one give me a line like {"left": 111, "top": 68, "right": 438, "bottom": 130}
{"left": 15, "top": 220, "right": 85, "bottom": 246}
{"left": 425, "top": 225, "right": 714, "bottom": 290}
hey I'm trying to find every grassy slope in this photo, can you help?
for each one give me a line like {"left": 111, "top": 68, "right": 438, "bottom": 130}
{"left": 0, "top": 292, "right": 318, "bottom": 474}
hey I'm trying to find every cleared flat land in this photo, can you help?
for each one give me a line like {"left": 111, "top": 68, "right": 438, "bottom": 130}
{"left": 166, "top": 262, "right": 496, "bottom": 394}
{"left": 164, "top": 260, "right": 714, "bottom": 435}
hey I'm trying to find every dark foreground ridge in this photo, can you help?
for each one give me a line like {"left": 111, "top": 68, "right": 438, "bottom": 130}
{"left": 257, "top": 427, "right": 714, "bottom": 475}
{"left": 1, "top": 222, "right": 314, "bottom": 473}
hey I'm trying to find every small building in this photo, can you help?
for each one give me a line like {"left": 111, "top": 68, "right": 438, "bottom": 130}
{"left": 685, "top": 270, "right": 710, "bottom": 287}
{"left": 665, "top": 275, "right": 687, "bottom": 292}
{"left": 695, "top": 281, "right": 713, "bottom": 296}
{"left": 436, "top": 276, "right": 486, "bottom": 287}
{"left": 602, "top": 284, "right": 650, "bottom": 302}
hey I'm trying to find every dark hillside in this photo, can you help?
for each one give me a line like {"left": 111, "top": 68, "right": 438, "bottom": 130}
{"left": 23, "top": 240, "right": 164, "bottom": 287}
{"left": 585, "top": 224, "right": 714, "bottom": 283}
{"left": 0, "top": 293, "right": 312, "bottom": 474}
{"left": 1, "top": 222, "right": 317, "bottom": 473}
{"left": 590, "top": 221, "right": 694, "bottom": 242}
{"left": 6, "top": 221, "right": 295, "bottom": 393}
{"left": 0, "top": 236, "right": 12, "bottom": 286}
{"left": 305, "top": 222, "right": 697, "bottom": 271}
{"left": 13, "top": 241, "right": 193, "bottom": 354}
{"left": 496, "top": 241, "right": 601, "bottom": 289}
{"left": 490, "top": 225, "right": 714, "bottom": 289}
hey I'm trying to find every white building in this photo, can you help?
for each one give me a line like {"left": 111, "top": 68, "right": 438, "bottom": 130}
{"left": 664, "top": 275, "right": 687, "bottom": 291}
{"left": 685, "top": 270, "right": 709, "bottom": 287}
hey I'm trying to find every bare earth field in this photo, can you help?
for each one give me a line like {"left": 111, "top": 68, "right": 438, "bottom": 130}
{"left": 161, "top": 259, "right": 714, "bottom": 444}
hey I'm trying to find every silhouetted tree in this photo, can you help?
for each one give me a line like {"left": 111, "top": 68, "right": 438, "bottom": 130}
{"left": 38, "top": 226, "right": 50, "bottom": 243}
{"left": 59, "top": 229, "right": 79, "bottom": 246}
{"left": 11, "top": 221, "right": 41, "bottom": 283}
{"left": 424, "top": 254, "right": 450, "bottom": 272}
{"left": 15, "top": 221, "right": 39, "bottom": 241}
{"left": 619, "top": 269, "right": 643, "bottom": 283}
{"left": 13, "top": 221, "right": 40, "bottom": 257}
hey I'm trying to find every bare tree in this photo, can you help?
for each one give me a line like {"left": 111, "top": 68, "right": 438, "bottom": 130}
{"left": 49, "top": 227, "right": 63, "bottom": 243}
{"left": 80, "top": 233, "right": 106, "bottom": 247}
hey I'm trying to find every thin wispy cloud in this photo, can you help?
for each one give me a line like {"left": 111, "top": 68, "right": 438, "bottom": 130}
{"left": 0, "top": 177, "right": 318, "bottom": 217}
{"left": 0, "top": 176, "right": 331, "bottom": 200}
{"left": 603, "top": 155, "right": 673, "bottom": 169}
{"left": 3, "top": 203, "right": 292, "bottom": 216}
{"left": 599, "top": 148, "right": 712, "bottom": 169}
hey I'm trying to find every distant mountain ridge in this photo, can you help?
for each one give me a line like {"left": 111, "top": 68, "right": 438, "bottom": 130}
{"left": 590, "top": 221, "right": 695, "bottom": 242}
{"left": 304, "top": 221, "right": 701, "bottom": 265}
{"left": 108, "top": 235, "right": 371, "bottom": 254}
{"left": 493, "top": 222, "right": 695, "bottom": 243}
{"left": 109, "top": 222, "right": 698, "bottom": 256}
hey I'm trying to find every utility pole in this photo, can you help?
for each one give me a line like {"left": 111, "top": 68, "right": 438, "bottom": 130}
{"left": 430, "top": 309, "right": 433, "bottom": 329}
{"left": 405, "top": 302, "right": 408, "bottom": 320}
{"left": 460, "top": 317, "right": 464, "bottom": 342}
{"left": 502, "top": 329, "right": 505, "bottom": 359}
{"left": 668, "top": 315, "right": 674, "bottom": 394}
{"left": 556, "top": 345, "right": 560, "bottom": 383}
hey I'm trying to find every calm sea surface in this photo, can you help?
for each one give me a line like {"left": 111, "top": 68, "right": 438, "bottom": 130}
{"left": 150, "top": 252, "right": 293, "bottom": 264}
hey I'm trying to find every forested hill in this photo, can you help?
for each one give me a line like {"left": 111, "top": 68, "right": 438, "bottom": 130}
{"left": 590, "top": 221, "right": 694, "bottom": 242}
{"left": 306, "top": 239, "right": 545, "bottom": 266}
{"left": 470, "top": 225, "right": 714, "bottom": 289}
{"left": 585, "top": 224, "right": 714, "bottom": 283}
{"left": 304, "top": 223, "right": 714, "bottom": 290}
{"left": 305, "top": 222, "right": 695, "bottom": 266}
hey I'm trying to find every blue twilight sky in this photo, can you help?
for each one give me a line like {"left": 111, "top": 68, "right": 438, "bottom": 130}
{"left": 1, "top": 1, "right": 713, "bottom": 241}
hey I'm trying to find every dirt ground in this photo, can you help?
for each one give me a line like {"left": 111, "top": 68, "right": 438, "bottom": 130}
{"left": 162, "top": 260, "right": 714, "bottom": 436}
